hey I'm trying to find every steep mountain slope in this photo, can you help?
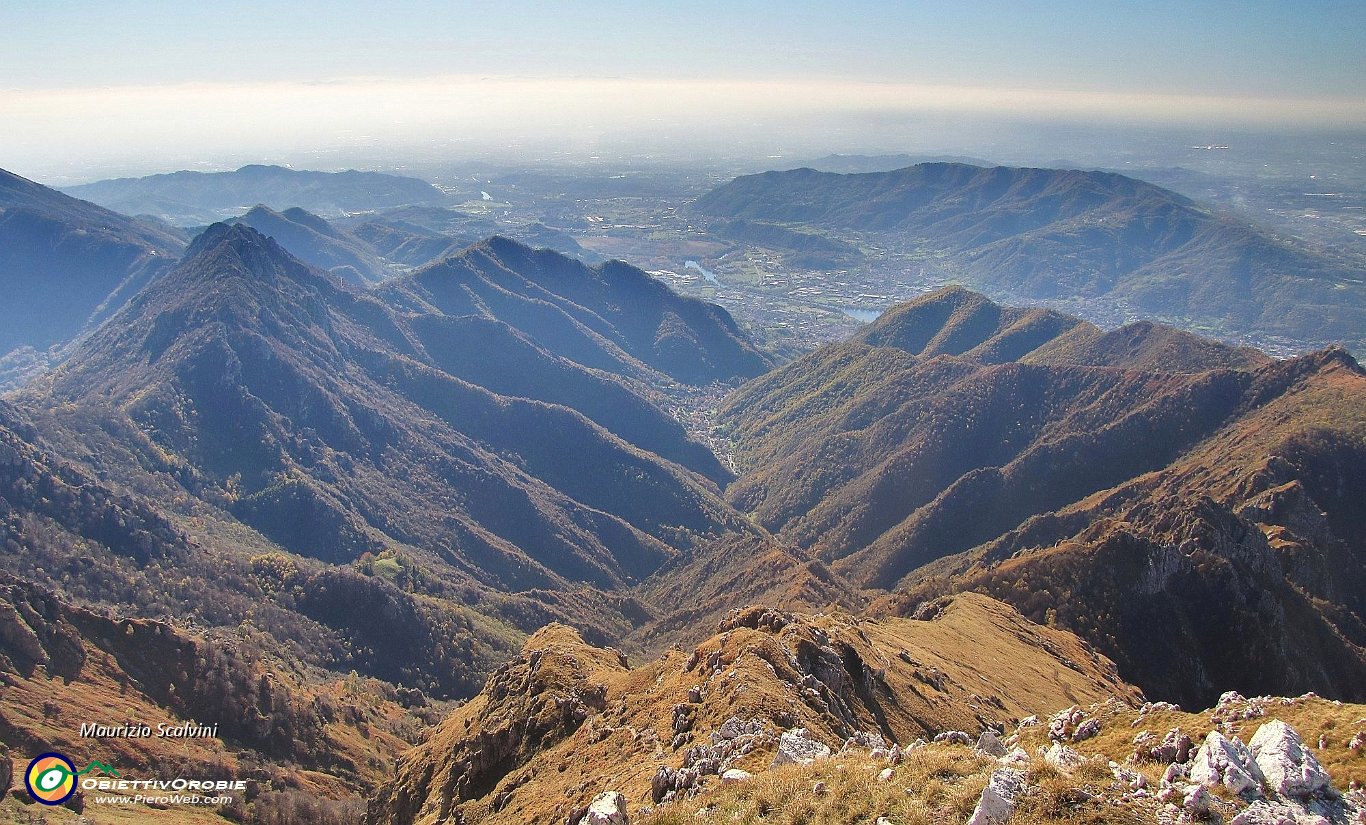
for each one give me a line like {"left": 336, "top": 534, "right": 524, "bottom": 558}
{"left": 695, "top": 163, "right": 1366, "bottom": 353}
{"left": 378, "top": 235, "right": 774, "bottom": 385}
{"left": 720, "top": 287, "right": 1366, "bottom": 705}
{"left": 0, "top": 167, "right": 185, "bottom": 356}
{"left": 63, "top": 163, "right": 448, "bottom": 225}
{"left": 0, "top": 394, "right": 520, "bottom": 700}
{"left": 369, "top": 594, "right": 1139, "bottom": 825}
{"left": 230, "top": 204, "right": 394, "bottom": 284}
{"left": 0, "top": 573, "right": 419, "bottom": 817}
{"left": 23, "top": 225, "right": 749, "bottom": 594}
{"left": 347, "top": 215, "right": 471, "bottom": 267}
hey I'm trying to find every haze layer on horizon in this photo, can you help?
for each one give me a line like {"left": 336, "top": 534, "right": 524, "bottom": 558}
{"left": 3, "top": 0, "right": 1364, "bottom": 181}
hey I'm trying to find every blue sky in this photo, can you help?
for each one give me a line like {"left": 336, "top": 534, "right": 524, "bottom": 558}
{"left": 3, "top": 1, "right": 1364, "bottom": 178}
{"left": 4, "top": 0, "right": 1362, "bottom": 95}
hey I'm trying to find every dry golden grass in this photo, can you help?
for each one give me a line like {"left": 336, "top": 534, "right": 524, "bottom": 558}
{"left": 637, "top": 694, "right": 1365, "bottom": 825}
{"left": 640, "top": 749, "right": 991, "bottom": 825}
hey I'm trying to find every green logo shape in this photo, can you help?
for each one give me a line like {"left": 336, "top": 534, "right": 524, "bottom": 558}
{"left": 77, "top": 760, "right": 121, "bottom": 778}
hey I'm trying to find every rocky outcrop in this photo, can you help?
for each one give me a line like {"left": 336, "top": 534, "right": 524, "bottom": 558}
{"left": 770, "top": 728, "right": 831, "bottom": 767}
{"left": 1247, "top": 720, "right": 1331, "bottom": 798}
{"left": 1044, "top": 742, "right": 1086, "bottom": 773}
{"left": 966, "top": 767, "right": 1028, "bottom": 825}
{"left": 369, "top": 595, "right": 1139, "bottom": 825}
{"left": 577, "top": 791, "right": 628, "bottom": 825}
{"left": 367, "top": 624, "right": 624, "bottom": 825}
{"left": 1131, "top": 727, "right": 1194, "bottom": 764}
{"left": 1189, "top": 730, "right": 1265, "bottom": 795}
{"left": 974, "top": 730, "right": 1006, "bottom": 757}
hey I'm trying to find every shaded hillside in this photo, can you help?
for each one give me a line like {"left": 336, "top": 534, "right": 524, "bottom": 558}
{"left": 0, "top": 396, "right": 522, "bottom": 700}
{"left": 231, "top": 204, "right": 598, "bottom": 285}
{"left": 378, "top": 235, "right": 774, "bottom": 385}
{"left": 720, "top": 287, "right": 1366, "bottom": 705}
{"left": 0, "top": 572, "right": 467, "bottom": 822}
{"left": 348, "top": 215, "right": 470, "bottom": 267}
{"left": 345, "top": 212, "right": 599, "bottom": 269}
{"left": 695, "top": 163, "right": 1366, "bottom": 353}
{"left": 63, "top": 163, "right": 447, "bottom": 225}
{"left": 0, "top": 167, "right": 185, "bottom": 356}
{"left": 231, "top": 204, "right": 394, "bottom": 284}
{"left": 24, "top": 225, "right": 749, "bottom": 595}
{"left": 369, "top": 594, "right": 1138, "bottom": 825}
{"left": 630, "top": 533, "right": 866, "bottom": 652}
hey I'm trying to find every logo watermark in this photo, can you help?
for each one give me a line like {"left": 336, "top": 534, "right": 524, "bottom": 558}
{"left": 23, "top": 752, "right": 119, "bottom": 805}
{"left": 23, "top": 751, "right": 242, "bottom": 808}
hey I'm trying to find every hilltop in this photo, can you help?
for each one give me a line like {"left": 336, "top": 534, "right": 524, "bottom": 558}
{"left": 695, "top": 163, "right": 1366, "bottom": 354}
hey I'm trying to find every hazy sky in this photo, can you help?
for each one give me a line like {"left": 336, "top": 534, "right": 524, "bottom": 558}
{"left": 3, "top": 1, "right": 1364, "bottom": 180}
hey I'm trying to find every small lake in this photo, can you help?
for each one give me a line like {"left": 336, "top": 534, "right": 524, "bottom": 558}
{"left": 684, "top": 260, "right": 719, "bottom": 284}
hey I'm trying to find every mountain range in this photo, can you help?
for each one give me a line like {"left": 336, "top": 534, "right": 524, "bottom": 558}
{"left": 1, "top": 162, "right": 1364, "bottom": 824}
{"left": 62, "top": 164, "right": 449, "bottom": 225}
{"left": 720, "top": 286, "right": 1366, "bottom": 706}
{"left": 695, "top": 163, "right": 1366, "bottom": 354}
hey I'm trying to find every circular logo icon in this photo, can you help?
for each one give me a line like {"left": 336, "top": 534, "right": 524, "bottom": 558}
{"left": 25, "top": 752, "right": 77, "bottom": 805}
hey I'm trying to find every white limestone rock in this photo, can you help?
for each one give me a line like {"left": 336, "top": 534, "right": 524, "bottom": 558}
{"left": 1073, "top": 718, "right": 1102, "bottom": 742}
{"left": 1184, "top": 785, "right": 1214, "bottom": 817}
{"left": 1109, "top": 760, "right": 1147, "bottom": 791}
{"left": 1048, "top": 706, "right": 1085, "bottom": 741}
{"left": 1190, "top": 730, "right": 1265, "bottom": 796}
{"left": 842, "top": 731, "right": 887, "bottom": 752}
{"left": 965, "top": 767, "right": 1029, "bottom": 825}
{"left": 770, "top": 728, "right": 831, "bottom": 767}
{"left": 719, "top": 769, "right": 751, "bottom": 785}
{"left": 934, "top": 730, "right": 973, "bottom": 747}
{"left": 1248, "top": 720, "right": 1332, "bottom": 799}
{"left": 579, "top": 791, "right": 629, "bottom": 825}
{"left": 999, "top": 747, "right": 1031, "bottom": 768}
{"left": 1229, "top": 800, "right": 1305, "bottom": 825}
{"left": 1044, "top": 742, "right": 1087, "bottom": 774}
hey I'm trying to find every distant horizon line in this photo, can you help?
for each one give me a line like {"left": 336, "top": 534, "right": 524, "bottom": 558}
{"left": 7, "top": 73, "right": 1366, "bottom": 184}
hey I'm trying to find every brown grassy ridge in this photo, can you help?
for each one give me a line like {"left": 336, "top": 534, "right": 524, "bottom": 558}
{"left": 640, "top": 694, "right": 1366, "bottom": 825}
{"left": 368, "top": 593, "right": 1138, "bottom": 825}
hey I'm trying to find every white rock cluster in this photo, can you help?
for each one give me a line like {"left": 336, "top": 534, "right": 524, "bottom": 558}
{"left": 1159, "top": 719, "right": 1359, "bottom": 825}
{"left": 770, "top": 727, "right": 832, "bottom": 767}
{"left": 1189, "top": 730, "right": 1265, "bottom": 795}
{"left": 1248, "top": 720, "right": 1331, "bottom": 798}
{"left": 1047, "top": 705, "right": 1102, "bottom": 742}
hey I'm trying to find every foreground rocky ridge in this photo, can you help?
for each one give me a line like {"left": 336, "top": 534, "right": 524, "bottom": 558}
{"left": 371, "top": 613, "right": 1366, "bottom": 825}
{"left": 632, "top": 691, "right": 1366, "bottom": 825}
{"left": 369, "top": 593, "right": 1140, "bottom": 825}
